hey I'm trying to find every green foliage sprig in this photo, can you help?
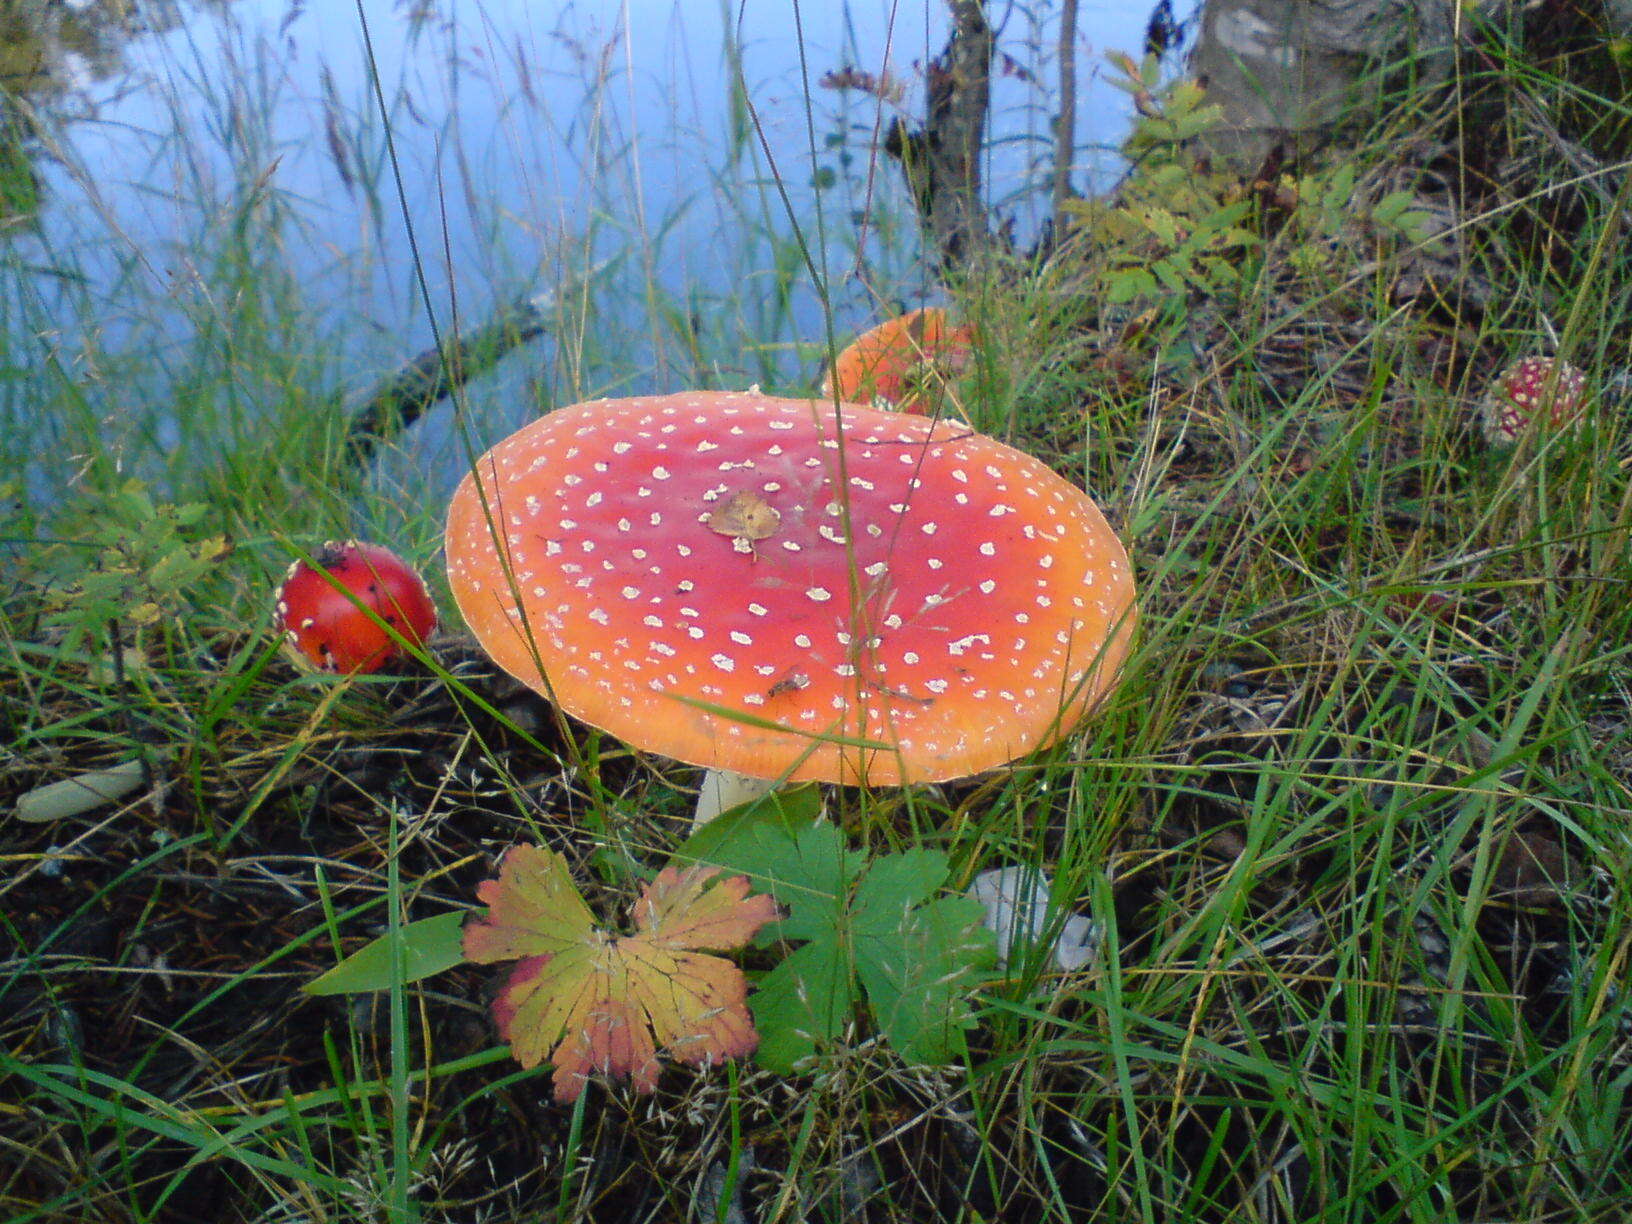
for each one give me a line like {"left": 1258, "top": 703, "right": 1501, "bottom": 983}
{"left": 35, "top": 479, "right": 230, "bottom": 644}
{"left": 683, "top": 796, "right": 996, "bottom": 1072}
{"left": 1068, "top": 54, "right": 1437, "bottom": 315}
{"left": 1066, "top": 53, "right": 1256, "bottom": 307}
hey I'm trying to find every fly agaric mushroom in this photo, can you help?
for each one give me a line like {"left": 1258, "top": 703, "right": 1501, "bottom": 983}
{"left": 275, "top": 540, "right": 438, "bottom": 674}
{"left": 1480, "top": 356, "right": 1588, "bottom": 446}
{"left": 445, "top": 391, "right": 1134, "bottom": 787}
{"left": 822, "top": 308, "right": 976, "bottom": 417}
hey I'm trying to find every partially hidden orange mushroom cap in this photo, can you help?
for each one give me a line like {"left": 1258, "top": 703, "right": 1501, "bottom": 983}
{"left": 444, "top": 391, "right": 1135, "bottom": 786}
{"left": 822, "top": 307, "right": 975, "bottom": 416}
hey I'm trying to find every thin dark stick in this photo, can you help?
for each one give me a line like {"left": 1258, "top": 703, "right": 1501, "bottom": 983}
{"left": 1052, "top": 0, "right": 1079, "bottom": 240}
{"left": 342, "top": 268, "right": 602, "bottom": 465}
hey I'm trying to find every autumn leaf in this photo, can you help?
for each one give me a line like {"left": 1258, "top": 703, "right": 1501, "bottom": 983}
{"left": 463, "top": 844, "right": 780, "bottom": 1102}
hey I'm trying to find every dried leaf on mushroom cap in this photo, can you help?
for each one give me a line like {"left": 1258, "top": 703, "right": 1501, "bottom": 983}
{"left": 444, "top": 391, "right": 1136, "bottom": 786}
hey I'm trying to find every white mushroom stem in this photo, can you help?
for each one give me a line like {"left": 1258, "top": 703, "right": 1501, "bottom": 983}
{"left": 693, "top": 769, "right": 778, "bottom": 829}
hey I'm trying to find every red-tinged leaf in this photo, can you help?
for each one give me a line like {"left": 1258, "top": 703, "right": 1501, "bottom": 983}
{"left": 633, "top": 864, "right": 782, "bottom": 949}
{"left": 463, "top": 843, "right": 595, "bottom": 964}
{"left": 464, "top": 847, "right": 781, "bottom": 1102}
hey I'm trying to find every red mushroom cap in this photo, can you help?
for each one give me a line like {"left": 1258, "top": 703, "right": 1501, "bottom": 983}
{"left": 821, "top": 308, "right": 976, "bottom": 417}
{"left": 445, "top": 392, "right": 1135, "bottom": 785}
{"left": 1480, "top": 356, "right": 1588, "bottom": 446}
{"left": 275, "top": 540, "right": 438, "bottom": 674}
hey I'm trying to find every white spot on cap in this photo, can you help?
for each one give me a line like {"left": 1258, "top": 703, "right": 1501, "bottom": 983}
{"left": 711, "top": 653, "right": 735, "bottom": 672}
{"left": 806, "top": 587, "right": 832, "bottom": 602}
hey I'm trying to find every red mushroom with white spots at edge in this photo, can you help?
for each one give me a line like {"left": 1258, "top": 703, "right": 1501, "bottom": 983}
{"left": 444, "top": 391, "right": 1135, "bottom": 800}
{"left": 275, "top": 540, "right": 438, "bottom": 674}
{"left": 821, "top": 308, "right": 976, "bottom": 418}
{"left": 1480, "top": 356, "right": 1588, "bottom": 446}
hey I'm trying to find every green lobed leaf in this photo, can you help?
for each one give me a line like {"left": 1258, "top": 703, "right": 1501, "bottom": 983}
{"left": 857, "top": 894, "right": 995, "bottom": 1065}
{"left": 673, "top": 783, "right": 822, "bottom": 870}
{"left": 689, "top": 815, "right": 852, "bottom": 946}
{"left": 750, "top": 941, "right": 852, "bottom": 1073}
{"left": 693, "top": 817, "right": 996, "bottom": 1070}
{"left": 303, "top": 911, "right": 467, "bottom": 996}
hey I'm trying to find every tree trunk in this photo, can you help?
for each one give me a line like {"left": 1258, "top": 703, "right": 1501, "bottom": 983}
{"left": 1186, "top": 0, "right": 1632, "bottom": 171}
{"left": 1186, "top": 0, "right": 1457, "bottom": 170}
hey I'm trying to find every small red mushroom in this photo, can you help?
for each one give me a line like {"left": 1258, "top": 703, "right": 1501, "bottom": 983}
{"left": 822, "top": 308, "right": 976, "bottom": 417}
{"left": 274, "top": 540, "right": 437, "bottom": 674}
{"left": 1480, "top": 356, "right": 1588, "bottom": 446}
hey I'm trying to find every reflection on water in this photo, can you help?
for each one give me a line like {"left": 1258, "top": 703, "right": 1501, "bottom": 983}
{"left": 0, "top": 0, "right": 188, "bottom": 100}
{"left": 0, "top": 0, "right": 194, "bottom": 226}
{"left": 2, "top": 1, "right": 1148, "bottom": 505}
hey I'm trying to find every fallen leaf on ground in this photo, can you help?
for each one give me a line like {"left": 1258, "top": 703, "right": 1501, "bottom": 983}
{"left": 463, "top": 844, "right": 780, "bottom": 1102}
